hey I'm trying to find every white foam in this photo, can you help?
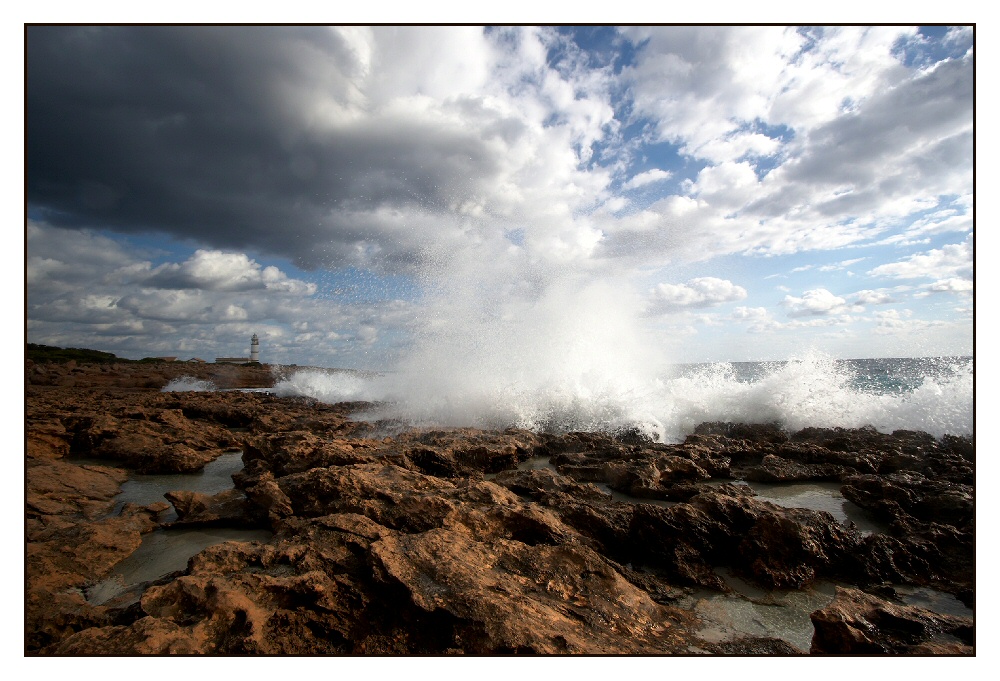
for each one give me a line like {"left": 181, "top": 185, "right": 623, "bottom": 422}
{"left": 274, "top": 353, "right": 972, "bottom": 441}
{"left": 272, "top": 370, "right": 381, "bottom": 403}
{"left": 161, "top": 376, "right": 217, "bottom": 392}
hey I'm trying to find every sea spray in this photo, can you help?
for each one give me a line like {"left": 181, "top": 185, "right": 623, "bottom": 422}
{"left": 653, "top": 354, "right": 973, "bottom": 438}
{"left": 383, "top": 270, "right": 669, "bottom": 432}
{"left": 271, "top": 369, "right": 378, "bottom": 403}
{"left": 274, "top": 353, "right": 973, "bottom": 440}
{"left": 162, "top": 376, "right": 217, "bottom": 392}
{"left": 277, "top": 222, "right": 974, "bottom": 440}
{"left": 400, "top": 230, "right": 681, "bottom": 434}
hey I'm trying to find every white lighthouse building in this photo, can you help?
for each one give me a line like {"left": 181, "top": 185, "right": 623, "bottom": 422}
{"left": 215, "top": 334, "right": 261, "bottom": 364}
{"left": 249, "top": 333, "right": 260, "bottom": 364}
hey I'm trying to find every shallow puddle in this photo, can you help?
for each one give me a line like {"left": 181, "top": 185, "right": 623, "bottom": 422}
{"left": 679, "top": 568, "right": 971, "bottom": 652}
{"left": 681, "top": 569, "right": 837, "bottom": 652}
{"left": 87, "top": 449, "right": 272, "bottom": 605}
{"left": 592, "top": 482, "right": 677, "bottom": 508}
{"left": 484, "top": 455, "right": 556, "bottom": 480}
{"left": 503, "top": 457, "right": 886, "bottom": 531}
{"left": 893, "top": 584, "right": 973, "bottom": 618}
{"left": 516, "top": 456, "right": 558, "bottom": 473}
{"left": 113, "top": 450, "right": 247, "bottom": 521}
{"left": 87, "top": 527, "right": 272, "bottom": 605}
{"left": 731, "top": 480, "right": 887, "bottom": 535}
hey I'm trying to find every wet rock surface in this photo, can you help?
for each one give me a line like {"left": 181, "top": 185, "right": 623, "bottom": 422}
{"left": 809, "top": 587, "right": 973, "bottom": 654}
{"left": 26, "top": 366, "right": 975, "bottom": 655}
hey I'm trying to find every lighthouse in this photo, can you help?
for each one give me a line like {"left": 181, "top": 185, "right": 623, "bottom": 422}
{"left": 250, "top": 334, "right": 260, "bottom": 364}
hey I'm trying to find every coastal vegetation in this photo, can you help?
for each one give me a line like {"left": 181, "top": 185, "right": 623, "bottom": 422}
{"left": 25, "top": 343, "right": 177, "bottom": 364}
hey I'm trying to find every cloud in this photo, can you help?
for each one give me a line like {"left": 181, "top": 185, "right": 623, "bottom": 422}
{"left": 867, "top": 237, "right": 972, "bottom": 280}
{"left": 601, "top": 26, "right": 972, "bottom": 267}
{"left": 25, "top": 27, "right": 974, "bottom": 365}
{"left": 873, "top": 309, "right": 910, "bottom": 327}
{"left": 647, "top": 277, "right": 747, "bottom": 314}
{"left": 870, "top": 308, "right": 952, "bottom": 337}
{"left": 732, "top": 306, "right": 770, "bottom": 321}
{"left": 622, "top": 26, "right": 918, "bottom": 157}
{"left": 684, "top": 161, "right": 760, "bottom": 209}
{"left": 144, "top": 250, "right": 316, "bottom": 294}
{"left": 696, "top": 131, "right": 782, "bottom": 165}
{"left": 26, "top": 222, "right": 148, "bottom": 295}
{"left": 623, "top": 169, "right": 672, "bottom": 190}
{"left": 818, "top": 257, "right": 866, "bottom": 272}
{"left": 921, "top": 278, "right": 974, "bottom": 295}
{"left": 621, "top": 26, "right": 804, "bottom": 156}
{"left": 851, "top": 289, "right": 895, "bottom": 305}
{"left": 778, "top": 57, "right": 971, "bottom": 191}
{"left": 731, "top": 306, "right": 773, "bottom": 334}
{"left": 27, "top": 26, "right": 619, "bottom": 272}
{"left": 25, "top": 221, "right": 410, "bottom": 367}
{"left": 31, "top": 293, "right": 126, "bottom": 325}
{"left": 28, "top": 25, "right": 974, "bottom": 279}
{"left": 781, "top": 288, "right": 850, "bottom": 317}
{"left": 730, "top": 304, "right": 861, "bottom": 335}
{"left": 884, "top": 201, "right": 973, "bottom": 242}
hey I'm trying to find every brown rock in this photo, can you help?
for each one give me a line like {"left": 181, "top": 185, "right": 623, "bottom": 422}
{"left": 241, "top": 431, "right": 381, "bottom": 476}
{"left": 165, "top": 489, "right": 254, "bottom": 527}
{"left": 26, "top": 366, "right": 975, "bottom": 655}
{"left": 26, "top": 460, "right": 128, "bottom": 519}
{"left": 370, "top": 527, "right": 697, "bottom": 653}
{"left": 810, "top": 587, "right": 973, "bottom": 654}
{"left": 743, "top": 454, "right": 849, "bottom": 482}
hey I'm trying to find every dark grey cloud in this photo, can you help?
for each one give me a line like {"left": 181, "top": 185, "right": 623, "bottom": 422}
{"left": 27, "top": 26, "right": 506, "bottom": 270}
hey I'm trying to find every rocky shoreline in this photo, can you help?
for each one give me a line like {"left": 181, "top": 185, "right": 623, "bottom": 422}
{"left": 25, "top": 362, "right": 974, "bottom": 655}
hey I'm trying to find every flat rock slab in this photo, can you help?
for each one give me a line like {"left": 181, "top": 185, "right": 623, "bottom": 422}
{"left": 372, "top": 527, "right": 700, "bottom": 653}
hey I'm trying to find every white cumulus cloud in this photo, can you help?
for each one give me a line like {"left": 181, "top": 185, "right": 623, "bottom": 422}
{"left": 867, "top": 237, "right": 972, "bottom": 281}
{"left": 623, "top": 169, "right": 672, "bottom": 190}
{"left": 144, "top": 250, "right": 317, "bottom": 294}
{"left": 923, "top": 278, "right": 973, "bottom": 294}
{"left": 781, "top": 288, "right": 850, "bottom": 317}
{"left": 852, "top": 289, "right": 895, "bottom": 305}
{"left": 648, "top": 277, "right": 747, "bottom": 314}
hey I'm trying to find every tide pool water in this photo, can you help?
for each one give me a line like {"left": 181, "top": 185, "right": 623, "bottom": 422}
{"left": 112, "top": 451, "right": 246, "bottom": 521}
{"left": 735, "top": 481, "right": 887, "bottom": 535}
{"left": 87, "top": 528, "right": 272, "bottom": 606}
{"left": 88, "top": 450, "right": 271, "bottom": 605}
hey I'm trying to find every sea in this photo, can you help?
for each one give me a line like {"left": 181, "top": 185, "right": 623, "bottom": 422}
{"left": 220, "top": 353, "right": 975, "bottom": 443}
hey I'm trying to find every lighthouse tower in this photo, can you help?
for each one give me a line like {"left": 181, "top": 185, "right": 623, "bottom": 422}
{"left": 249, "top": 334, "right": 260, "bottom": 364}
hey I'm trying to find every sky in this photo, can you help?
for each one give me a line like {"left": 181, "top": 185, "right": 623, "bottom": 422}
{"left": 25, "top": 24, "right": 975, "bottom": 369}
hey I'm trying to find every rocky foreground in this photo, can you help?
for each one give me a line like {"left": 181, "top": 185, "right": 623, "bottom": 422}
{"left": 25, "top": 362, "right": 975, "bottom": 654}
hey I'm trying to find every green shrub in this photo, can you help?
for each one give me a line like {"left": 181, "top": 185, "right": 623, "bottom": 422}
{"left": 27, "top": 343, "right": 123, "bottom": 364}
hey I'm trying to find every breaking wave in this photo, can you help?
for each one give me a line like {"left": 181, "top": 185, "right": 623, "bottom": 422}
{"left": 161, "top": 377, "right": 217, "bottom": 392}
{"left": 272, "top": 353, "right": 972, "bottom": 442}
